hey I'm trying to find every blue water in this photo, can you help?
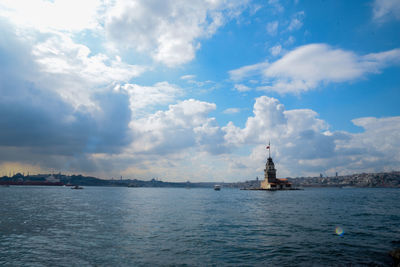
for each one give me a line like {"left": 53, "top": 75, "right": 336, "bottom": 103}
{"left": 0, "top": 186, "right": 399, "bottom": 266}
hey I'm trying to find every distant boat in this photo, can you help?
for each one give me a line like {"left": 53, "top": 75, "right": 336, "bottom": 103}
{"left": 214, "top": 185, "right": 221, "bottom": 191}
{"left": 71, "top": 185, "right": 83, "bottom": 190}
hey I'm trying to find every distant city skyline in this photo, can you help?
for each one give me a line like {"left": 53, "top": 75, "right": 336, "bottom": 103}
{"left": 0, "top": 0, "right": 399, "bottom": 181}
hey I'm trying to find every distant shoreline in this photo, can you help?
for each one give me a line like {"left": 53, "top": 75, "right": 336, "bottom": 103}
{"left": 1, "top": 171, "right": 399, "bottom": 188}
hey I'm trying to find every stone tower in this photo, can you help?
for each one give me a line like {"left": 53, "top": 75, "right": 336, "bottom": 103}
{"left": 264, "top": 157, "right": 277, "bottom": 183}
{"left": 260, "top": 142, "right": 292, "bottom": 190}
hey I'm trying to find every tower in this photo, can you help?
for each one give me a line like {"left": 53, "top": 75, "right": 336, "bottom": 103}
{"left": 264, "top": 156, "right": 277, "bottom": 183}
{"left": 264, "top": 140, "right": 276, "bottom": 182}
{"left": 260, "top": 141, "right": 292, "bottom": 190}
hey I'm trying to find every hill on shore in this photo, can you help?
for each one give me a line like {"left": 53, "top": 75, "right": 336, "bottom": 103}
{"left": 287, "top": 171, "right": 400, "bottom": 188}
{"left": 1, "top": 171, "right": 399, "bottom": 188}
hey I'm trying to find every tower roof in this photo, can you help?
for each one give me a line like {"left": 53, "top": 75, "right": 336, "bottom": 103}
{"left": 266, "top": 156, "right": 274, "bottom": 165}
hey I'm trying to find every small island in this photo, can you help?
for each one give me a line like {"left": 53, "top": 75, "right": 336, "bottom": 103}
{"left": 260, "top": 155, "right": 294, "bottom": 190}
{"left": 243, "top": 143, "right": 299, "bottom": 190}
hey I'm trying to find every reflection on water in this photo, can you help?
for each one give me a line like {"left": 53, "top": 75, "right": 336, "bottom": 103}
{"left": 0, "top": 186, "right": 399, "bottom": 266}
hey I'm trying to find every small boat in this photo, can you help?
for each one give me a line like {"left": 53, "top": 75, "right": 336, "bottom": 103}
{"left": 71, "top": 185, "right": 83, "bottom": 189}
{"left": 214, "top": 185, "right": 221, "bottom": 191}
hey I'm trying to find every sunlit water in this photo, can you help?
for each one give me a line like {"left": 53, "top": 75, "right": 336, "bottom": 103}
{"left": 0, "top": 186, "right": 399, "bottom": 266}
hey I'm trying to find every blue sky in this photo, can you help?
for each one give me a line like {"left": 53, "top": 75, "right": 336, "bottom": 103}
{"left": 0, "top": 0, "right": 399, "bottom": 181}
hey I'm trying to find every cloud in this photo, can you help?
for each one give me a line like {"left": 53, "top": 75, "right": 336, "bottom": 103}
{"left": 33, "top": 34, "right": 145, "bottom": 84}
{"left": 0, "top": 35, "right": 132, "bottom": 156}
{"left": 0, "top": 84, "right": 133, "bottom": 167}
{"left": 346, "top": 116, "right": 400, "bottom": 156}
{"left": 288, "top": 18, "right": 302, "bottom": 31}
{"left": 266, "top": 21, "right": 279, "bottom": 35}
{"left": 224, "top": 96, "right": 290, "bottom": 145}
{"left": 229, "top": 61, "right": 269, "bottom": 81}
{"left": 1, "top": 3, "right": 399, "bottom": 180}
{"left": 129, "top": 99, "right": 228, "bottom": 156}
{"left": 2, "top": 48, "right": 400, "bottom": 182}
{"left": 230, "top": 43, "right": 400, "bottom": 94}
{"left": 223, "top": 96, "right": 400, "bottom": 177}
{"left": 28, "top": 33, "right": 147, "bottom": 108}
{"left": 267, "top": 0, "right": 284, "bottom": 13}
{"left": 287, "top": 11, "right": 305, "bottom": 31}
{"left": 328, "top": 116, "right": 400, "bottom": 174}
{"left": 0, "top": 0, "right": 103, "bottom": 32}
{"left": 0, "top": 18, "right": 135, "bottom": 173}
{"left": 223, "top": 108, "right": 241, "bottom": 114}
{"left": 180, "top": 74, "right": 213, "bottom": 87}
{"left": 285, "top": 35, "right": 295, "bottom": 46}
{"left": 0, "top": 0, "right": 250, "bottom": 68}
{"left": 234, "top": 84, "right": 251, "bottom": 92}
{"left": 180, "top": 74, "right": 196, "bottom": 80}
{"left": 372, "top": 0, "right": 400, "bottom": 22}
{"left": 249, "top": 4, "right": 262, "bottom": 15}
{"left": 269, "top": 44, "right": 282, "bottom": 56}
{"left": 105, "top": 0, "right": 249, "bottom": 66}
{"left": 120, "top": 82, "right": 182, "bottom": 117}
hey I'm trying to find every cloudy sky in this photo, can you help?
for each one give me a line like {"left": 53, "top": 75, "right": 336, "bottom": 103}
{"left": 0, "top": 0, "right": 399, "bottom": 181}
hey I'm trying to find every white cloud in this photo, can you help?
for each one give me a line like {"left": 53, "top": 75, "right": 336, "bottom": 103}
{"left": 33, "top": 34, "right": 145, "bottom": 84}
{"left": 287, "top": 11, "right": 305, "bottom": 31}
{"left": 180, "top": 74, "right": 196, "bottom": 80}
{"left": 288, "top": 18, "right": 302, "bottom": 31}
{"left": 234, "top": 84, "right": 251, "bottom": 92}
{"left": 229, "top": 61, "right": 269, "bottom": 81}
{"left": 130, "top": 99, "right": 227, "bottom": 155}
{"left": 346, "top": 116, "right": 400, "bottom": 155}
{"left": 285, "top": 35, "right": 295, "bottom": 46}
{"left": 0, "top": 0, "right": 250, "bottom": 68}
{"left": 249, "top": 4, "right": 262, "bottom": 15}
{"left": 230, "top": 44, "right": 400, "bottom": 94}
{"left": 121, "top": 82, "right": 182, "bottom": 117}
{"left": 223, "top": 108, "right": 241, "bottom": 114}
{"left": 31, "top": 33, "right": 147, "bottom": 108}
{"left": 269, "top": 44, "right": 282, "bottom": 56}
{"left": 223, "top": 96, "right": 400, "bottom": 178}
{"left": 224, "top": 96, "right": 289, "bottom": 145}
{"left": 372, "top": 0, "right": 400, "bottom": 22}
{"left": 331, "top": 116, "right": 400, "bottom": 174}
{"left": 266, "top": 21, "right": 279, "bottom": 35}
{"left": 267, "top": 0, "right": 284, "bottom": 13}
{"left": 105, "top": 0, "right": 249, "bottom": 66}
{"left": 1, "top": 1, "right": 400, "bottom": 181}
{"left": 264, "top": 44, "right": 362, "bottom": 85}
{"left": 0, "top": 0, "right": 102, "bottom": 32}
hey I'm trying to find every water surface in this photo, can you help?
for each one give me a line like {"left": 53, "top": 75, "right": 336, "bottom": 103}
{"left": 0, "top": 186, "right": 399, "bottom": 266}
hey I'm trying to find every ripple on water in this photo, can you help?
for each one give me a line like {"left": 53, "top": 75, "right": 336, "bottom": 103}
{"left": 0, "top": 187, "right": 398, "bottom": 266}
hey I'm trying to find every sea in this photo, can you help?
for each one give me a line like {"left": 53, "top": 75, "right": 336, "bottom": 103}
{"left": 0, "top": 186, "right": 399, "bottom": 266}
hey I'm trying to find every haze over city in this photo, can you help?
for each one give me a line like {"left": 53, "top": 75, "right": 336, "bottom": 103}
{"left": 0, "top": 0, "right": 399, "bottom": 181}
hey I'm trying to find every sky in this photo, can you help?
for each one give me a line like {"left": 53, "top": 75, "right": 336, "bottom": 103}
{"left": 0, "top": 0, "right": 399, "bottom": 181}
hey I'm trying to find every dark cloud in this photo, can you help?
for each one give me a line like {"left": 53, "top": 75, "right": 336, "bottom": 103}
{"left": 0, "top": 21, "right": 132, "bottom": 171}
{"left": 284, "top": 130, "right": 336, "bottom": 159}
{"left": 0, "top": 83, "right": 132, "bottom": 155}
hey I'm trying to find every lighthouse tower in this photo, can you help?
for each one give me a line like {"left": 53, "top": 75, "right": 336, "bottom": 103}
{"left": 264, "top": 157, "right": 277, "bottom": 183}
{"left": 260, "top": 142, "right": 292, "bottom": 190}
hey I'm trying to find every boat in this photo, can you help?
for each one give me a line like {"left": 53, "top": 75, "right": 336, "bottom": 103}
{"left": 214, "top": 185, "right": 221, "bottom": 191}
{"left": 71, "top": 185, "right": 83, "bottom": 189}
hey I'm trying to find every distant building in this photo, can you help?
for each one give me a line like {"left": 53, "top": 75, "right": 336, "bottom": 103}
{"left": 46, "top": 175, "right": 60, "bottom": 183}
{"left": 260, "top": 143, "right": 292, "bottom": 190}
